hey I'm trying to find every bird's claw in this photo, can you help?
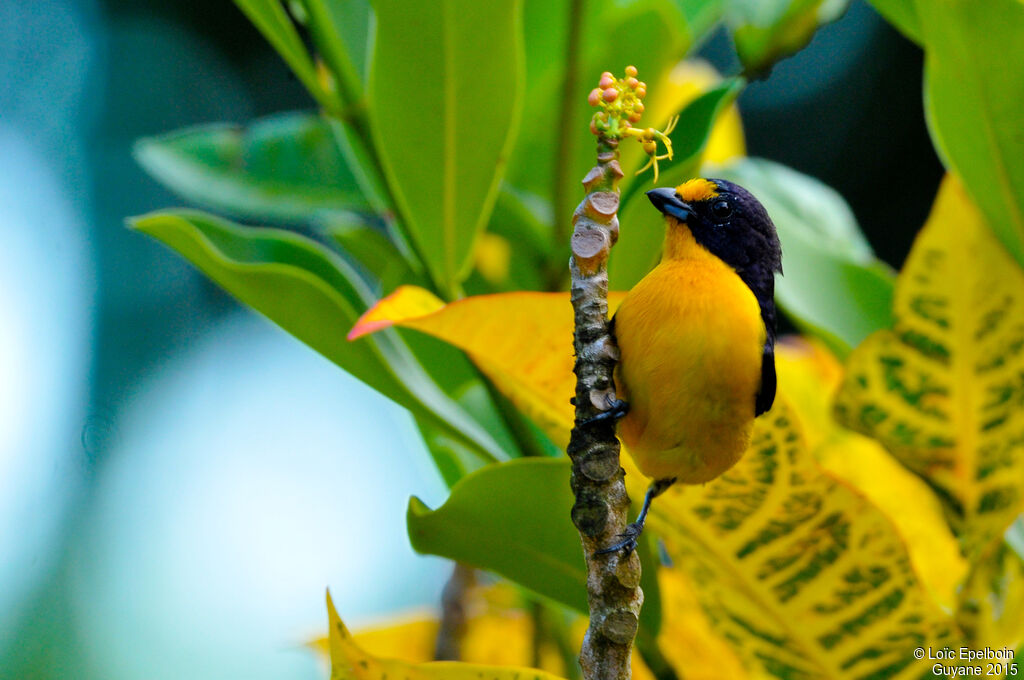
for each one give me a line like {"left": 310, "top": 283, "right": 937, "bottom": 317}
{"left": 594, "top": 521, "right": 643, "bottom": 556}
{"left": 579, "top": 399, "right": 629, "bottom": 427}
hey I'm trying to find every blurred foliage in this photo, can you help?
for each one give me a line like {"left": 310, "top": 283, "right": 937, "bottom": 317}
{"left": 133, "top": 0, "right": 1024, "bottom": 677}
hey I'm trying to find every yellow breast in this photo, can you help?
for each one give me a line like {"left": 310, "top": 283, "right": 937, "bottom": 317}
{"left": 614, "top": 220, "right": 766, "bottom": 483}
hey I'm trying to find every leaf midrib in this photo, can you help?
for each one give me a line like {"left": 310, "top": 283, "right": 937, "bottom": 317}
{"left": 442, "top": 0, "right": 457, "bottom": 289}
{"left": 650, "top": 485, "right": 850, "bottom": 678}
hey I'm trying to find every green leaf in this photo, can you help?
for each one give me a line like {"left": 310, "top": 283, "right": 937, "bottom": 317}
{"left": 232, "top": 0, "right": 340, "bottom": 111}
{"left": 917, "top": 0, "right": 1024, "bottom": 271}
{"left": 867, "top": 0, "right": 921, "bottom": 43}
{"left": 676, "top": 0, "right": 727, "bottom": 45}
{"left": 297, "top": 0, "right": 370, "bottom": 104}
{"left": 324, "top": 214, "right": 426, "bottom": 293}
{"left": 134, "top": 113, "right": 367, "bottom": 226}
{"left": 130, "top": 209, "right": 509, "bottom": 464}
{"left": 725, "top": 0, "right": 850, "bottom": 76}
{"left": 714, "top": 158, "right": 895, "bottom": 356}
{"left": 407, "top": 458, "right": 663, "bottom": 640}
{"left": 367, "top": 0, "right": 524, "bottom": 298}
{"left": 413, "top": 415, "right": 493, "bottom": 488}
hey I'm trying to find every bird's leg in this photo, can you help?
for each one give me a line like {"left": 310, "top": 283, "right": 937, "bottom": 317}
{"left": 595, "top": 477, "right": 676, "bottom": 556}
{"left": 578, "top": 398, "right": 629, "bottom": 426}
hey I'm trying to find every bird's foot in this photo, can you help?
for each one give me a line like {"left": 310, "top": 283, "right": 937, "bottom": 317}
{"left": 594, "top": 520, "right": 644, "bottom": 557}
{"left": 579, "top": 399, "right": 629, "bottom": 427}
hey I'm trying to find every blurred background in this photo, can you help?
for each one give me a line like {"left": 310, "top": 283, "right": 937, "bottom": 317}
{"left": 0, "top": 1, "right": 941, "bottom": 678}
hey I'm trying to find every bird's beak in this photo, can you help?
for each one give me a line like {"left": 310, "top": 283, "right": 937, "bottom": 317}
{"left": 646, "top": 187, "right": 694, "bottom": 223}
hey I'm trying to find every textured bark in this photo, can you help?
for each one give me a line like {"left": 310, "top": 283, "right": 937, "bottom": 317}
{"left": 568, "top": 137, "right": 642, "bottom": 680}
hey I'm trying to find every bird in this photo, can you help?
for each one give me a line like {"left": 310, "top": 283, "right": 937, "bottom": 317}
{"left": 592, "top": 177, "right": 783, "bottom": 554}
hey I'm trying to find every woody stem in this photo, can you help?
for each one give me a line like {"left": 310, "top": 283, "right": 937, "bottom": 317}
{"left": 567, "top": 136, "right": 642, "bottom": 680}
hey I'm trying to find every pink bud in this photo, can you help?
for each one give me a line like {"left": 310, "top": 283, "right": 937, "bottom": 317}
{"left": 599, "top": 74, "right": 615, "bottom": 89}
{"left": 602, "top": 87, "right": 618, "bottom": 102}
{"left": 588, "top": 88, "right": 601, "bottom": 106}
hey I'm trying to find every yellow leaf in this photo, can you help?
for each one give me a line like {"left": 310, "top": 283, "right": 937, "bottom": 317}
{"left": 326, "top": 592, "right": 569, "bottom": 680}
{"left": 775, "top": 339, "right": 968, "bottom": 612}
{"left": 320, "top": 581, "right": 719, "bottom": 680}
{"left": 349, "top": 285, "right": 446, "bottom": 340}
{"left": 834, "top": 175, "right": 1024, "bottom": 559}
{"left": 640, "top": 397, "right": 956, "bottom": 680}
{"left": 351, "top": 287, "right": 626, "bottom": 448}
{"left": 956, "top": 542, "right": 1024, "bottom": 652}
{"left": 656, "top": 568, "right": 767, "bottom": 680}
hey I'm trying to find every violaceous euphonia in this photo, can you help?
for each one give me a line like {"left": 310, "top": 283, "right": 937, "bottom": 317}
{"left": 595, "top": 177, "right": 783, "bottom": 554}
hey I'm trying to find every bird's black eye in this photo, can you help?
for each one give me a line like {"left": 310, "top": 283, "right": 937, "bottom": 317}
{"left": 710, "top": 199, "right": 732, "bottom": 220}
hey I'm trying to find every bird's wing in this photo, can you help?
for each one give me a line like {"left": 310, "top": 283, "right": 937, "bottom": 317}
{"left": 755, "top": 342, "right": 776, "bottom": 417}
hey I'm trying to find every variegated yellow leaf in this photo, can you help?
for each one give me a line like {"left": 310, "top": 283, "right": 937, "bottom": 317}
{"left": 351, "top": 286, "right": 627, "bottom": 448}
{"left": 776, "top": 339, "right": 968, "bottom": 612}
{"left": 641, "top": 398, "right": 956, "bottom": 680}
{"left": 655, "top": 567, "right": 768, "bottom": 680}
{"left": 327, "top": 592, "right": 569, "bottom": 680}
{"left": 834, "top": 175, "right": 1024, "bottom": 559}
{"left": 956, "top": 542, "right": 1024, "bottom": 652}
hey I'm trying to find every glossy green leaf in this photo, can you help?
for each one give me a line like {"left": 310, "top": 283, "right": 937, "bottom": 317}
{"left": 867, "top": 0, "right": 921, "bottom": 43}
{"left": 407, "top": 457, "right": 663, "bottom": 639}
{"left": 413, "top": 416, "right": 493, "bottom": 488}
{"left": 324, "top": 215, "right": 426, "bottom": 294}
{"left": 368, "top": 0, "right": 524, "bottom": 298}
{"left": 130, "top": 209, "right": 508, "bottom": 464}
{"left": 134, "top": 113, "right": 367, "bottom": 225}
{"left": 918, "top": 0, "right": 1024, "bottom": 270}
{"left": 714, "top": 158, "right": 895, "bottom": 356}
{"left": 725, "top": 0, "right": 850, "bottom": 76}
{"left": 297, "top": 0, "right": 369, "bottom": 104}
{"left": 232, "top": 0, "right": 339, "bottom": 111}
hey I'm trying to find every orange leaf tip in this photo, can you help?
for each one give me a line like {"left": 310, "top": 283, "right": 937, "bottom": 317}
{"left": 348, "top": 285, "right": 446, "bottom": 341}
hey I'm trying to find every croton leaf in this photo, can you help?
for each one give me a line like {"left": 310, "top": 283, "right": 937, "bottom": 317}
{"left": 134, "top": 113, "right": 367, "bottom": 225}
{"left": 834, "top": 175, "right": 1024, "bottom": 560}
{"left": 368, "top": 0, "right": 524, "bottom": 297}
{"left": 642, "top": 396, "right": 955, "bottom": 679}
{"left": 326, "top": 593, "right": 568, "bottom": 680}
{"left": 350, "top": 286, "right": 625, "bottom": 448}
{"left": 131, "top": 209, "right": 508, "bottom": 464}
{"left": 917, "top": 0, "right": 1024, "bottom": 271}
{"left": 406, "top": 457, "right": 663, "bottom": 640}
{"left": 775, "top": 339, "right": 967, "bottom": 612}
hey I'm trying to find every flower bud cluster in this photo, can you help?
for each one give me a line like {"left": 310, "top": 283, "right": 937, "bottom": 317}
{"left": 587, "top": 66, "right": 677, "bottom": 181}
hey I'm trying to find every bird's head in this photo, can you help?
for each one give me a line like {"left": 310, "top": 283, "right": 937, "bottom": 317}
{"left": 646, "top": 178, "right": 782, "bottom": 278}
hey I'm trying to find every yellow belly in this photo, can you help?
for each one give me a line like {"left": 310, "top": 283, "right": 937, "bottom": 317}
{"left": 614, "top": 258, "right": 766, "bottom": 483}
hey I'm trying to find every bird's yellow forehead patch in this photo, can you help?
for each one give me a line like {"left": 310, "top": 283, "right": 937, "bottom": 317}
{"left": 675, "top": 178, "right": 719, "bottom": 203}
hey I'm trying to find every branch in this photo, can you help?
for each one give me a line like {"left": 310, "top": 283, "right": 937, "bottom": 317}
{"left": 566, "top": 66, "right": 674, "bottom": 680}
{"left": 567, "top": 138, "right": 639, "bottom": 680}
